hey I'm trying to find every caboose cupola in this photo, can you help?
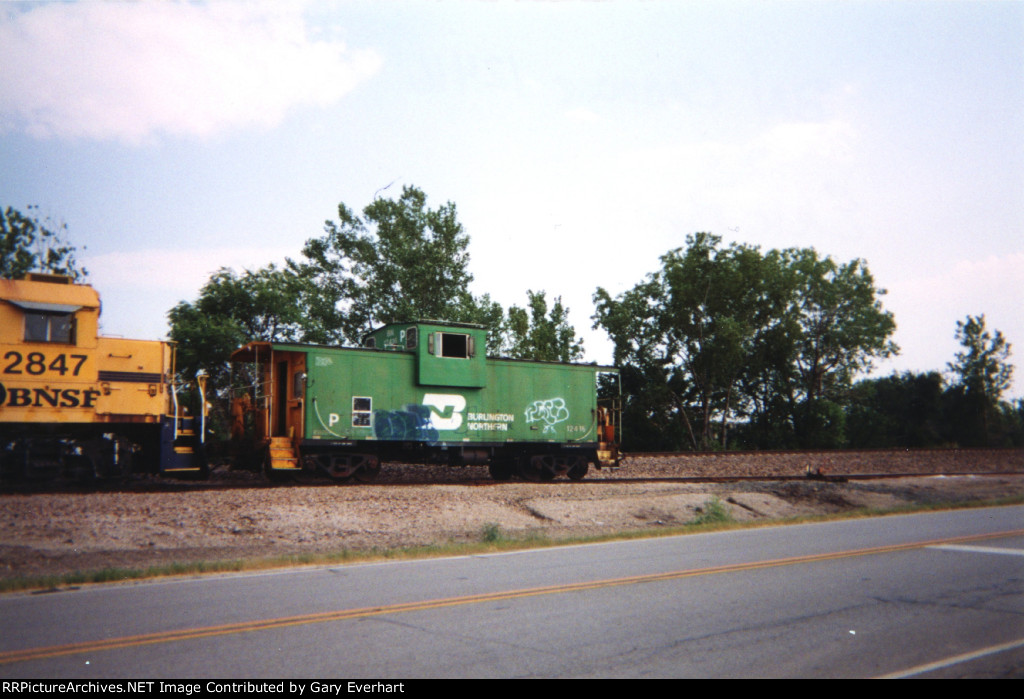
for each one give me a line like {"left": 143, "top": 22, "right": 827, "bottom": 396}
{"left": 364, "top": 321, "right": 488, "bottom": 388}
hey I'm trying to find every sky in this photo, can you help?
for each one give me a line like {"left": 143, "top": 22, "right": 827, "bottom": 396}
{"left": 1, "top": 0, "right": 1022, "bottom": 397}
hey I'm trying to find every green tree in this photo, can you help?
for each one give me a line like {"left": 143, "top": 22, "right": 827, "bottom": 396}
{"left": 781, "top": 249, "right": 898, "bottom": 447}
{"left": 999, "top": 399, "right": 1024, "bottom": 447}
{"left": 292, "top": 186, "right": 479, "bottom": 344}
{"left": 457, "top": 292, "right": 508, "bottom": 356}
{"left": 594, "top": 234, "right": 898, "bottom": 451}
{"left": 503, "top": 290, "right": 585, "bottom": 362}
{"left": 787, "top": 251, "right": 897, "bottom": 400}
{"left": 661, "top": 234, "right": 789, "bottom": 449}
{"left": 945, "top": 314, "right": 1014, "bottom": 445}
{"left": 948, "top": 314, "right": 1014, "bottom": 403}
{"left": 594, "top": 273, "right": 690, "bottom": 450}
{"left": 845, "top": 371, "right": 946, "bottom": 448}
{"left": 595, "top": 234, "right": 794, "bottom": 450}
{"left": 168, "top": 264, "right": 307, "bottom": 391}
{"left": 1, "top": 205, "right": 87, "bottom": 280}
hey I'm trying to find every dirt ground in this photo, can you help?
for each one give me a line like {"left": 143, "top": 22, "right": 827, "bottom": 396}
{"left": 1, "top": 451, "right": 1023, "bottom": 583}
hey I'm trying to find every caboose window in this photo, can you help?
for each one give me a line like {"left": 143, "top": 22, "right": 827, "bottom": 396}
{"left": 352, "top": 396, "right": 372, "bottom": 427}
{"left": 25, "top": 312, "right": 74, "bottom": 344}
{"left": 439, "top": 332, "right": 470, "bottom": 358}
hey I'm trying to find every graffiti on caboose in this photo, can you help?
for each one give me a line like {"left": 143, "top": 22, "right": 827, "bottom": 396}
{"left": 373, "top": 404, "right": 440, "bottom": 442}
{"left": 320, "top": 393, "right": 531, "bottom": 439}
{"left": 525, "top": 397, "right": 570, "bottom": 433}
{"left": 370, "top": 393, "right": 465, "bottom": 442}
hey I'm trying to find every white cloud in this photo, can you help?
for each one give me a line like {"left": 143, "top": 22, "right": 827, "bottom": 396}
{"left": 465, "top": 114, "right": 862, "bottom": 292}
{"left": 0, "top": 1, "right": 381, "bottom": 143}
{"left": 896, "top": 253, "right": 1024, "bottom": 308}
{"left": 564, "top": 107, "right": 601, "bottom": 124}
{"left": 484, "top": 115, "right": 860, "bottom": 251}
{"left": 83, "top": 245, "right": 298, "bottom": 340}
{"left": 877, "top": 251, "right": 1024, "bottom": 396}
{"left": 754, "top": 120, "right": 857, "bottom": 163}
{"left": 84, "top": 246, "right": 297, "bottom": 294}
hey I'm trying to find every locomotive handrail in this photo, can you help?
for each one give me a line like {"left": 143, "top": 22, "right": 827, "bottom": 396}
{"left": 196, "top": 370, "right": 207, "bottom": 445}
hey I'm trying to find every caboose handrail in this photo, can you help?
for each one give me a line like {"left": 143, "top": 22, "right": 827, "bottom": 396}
{"left": 264, "top": 348, "right": 273, "bottom": 443}
{"left": 171, "top": 381, "right": 180, "bottom": 439}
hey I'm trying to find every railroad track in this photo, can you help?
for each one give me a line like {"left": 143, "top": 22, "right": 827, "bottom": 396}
{"left": 3, "top": 465, "right": 1021, "bottom": 495}
{"left": 2, "top": 447, "right": 1020, "bottom": 494}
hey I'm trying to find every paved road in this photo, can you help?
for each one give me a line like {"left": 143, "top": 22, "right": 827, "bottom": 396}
{"left": 2, "top": 506, "right": 1022, "bottom": 678}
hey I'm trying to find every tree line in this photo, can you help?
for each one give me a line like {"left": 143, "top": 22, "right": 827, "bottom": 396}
{"left": 594, "top": 234, "right": 1019, "bottom": 450}
{"left": 3, "top": 191, "right": 1020, "bottom": 450}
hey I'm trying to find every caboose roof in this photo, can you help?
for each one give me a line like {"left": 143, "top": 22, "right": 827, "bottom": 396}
{"left": 362, "top": 319, "right": 484, "bottom": 343}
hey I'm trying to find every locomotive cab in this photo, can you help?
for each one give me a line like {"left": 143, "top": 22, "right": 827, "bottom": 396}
{"left": 0, "top": 274, "right": 208, "bottom": 481}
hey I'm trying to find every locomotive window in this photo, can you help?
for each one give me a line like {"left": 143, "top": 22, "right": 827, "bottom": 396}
{"left": 364, "top": 337, "right": 376, "bottom": 349}
{"left": 25, "top": 312, "right": 74, "bottom": 344}
{"left": 352, "top": 396, "right": 372, "bottom": 427}
{"left": 406, "top": 327, "right": 417, "bottom": 349}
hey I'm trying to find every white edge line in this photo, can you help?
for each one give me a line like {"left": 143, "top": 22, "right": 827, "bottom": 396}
{"left": 877, "top": 637, "right": 1024, "bottom": 679}
{"left": 929, "top": 544, "right": 1024, "bottom": 557}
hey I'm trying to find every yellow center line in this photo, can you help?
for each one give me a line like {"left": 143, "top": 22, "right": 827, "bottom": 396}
{"left": 4, "top": 528, "right": 1023, "bottom": 665}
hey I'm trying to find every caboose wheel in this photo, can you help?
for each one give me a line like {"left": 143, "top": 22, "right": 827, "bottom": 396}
{"left": 567, "top": 459, "right": 589, "bottom": 481}
{"left": 517, "top": 455, "right": 542, "bottom": 481}
{"left": 354, "top": 456, "right": 381, "bottom": 483}
{"left": 519, "top": 455, "right": 557, "bottom": 481}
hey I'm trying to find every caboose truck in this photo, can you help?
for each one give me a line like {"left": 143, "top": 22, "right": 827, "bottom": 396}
{"left": 0, "top": 273, "right": 208, "bottom": 480}
{"left": 231, "top": 321, "right": 621, "bottom": 481}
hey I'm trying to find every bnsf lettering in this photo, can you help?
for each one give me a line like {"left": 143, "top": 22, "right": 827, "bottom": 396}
{"left": 3, "top": 351, "right": 89, "bottom": 377}
{"left": 0, "top": 384, "right": 101, "bottom": 409}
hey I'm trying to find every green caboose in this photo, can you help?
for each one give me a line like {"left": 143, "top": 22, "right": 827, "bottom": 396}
{"left": 231, "top": 321, "right": 620, "bottom": 481}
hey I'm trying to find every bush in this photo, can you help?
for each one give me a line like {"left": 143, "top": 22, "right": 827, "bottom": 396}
{"left": 481, "top": 522, "right": 503, "bottom": 543}
{"left": 692, "top": 498, "right": 732, "bottom": 526}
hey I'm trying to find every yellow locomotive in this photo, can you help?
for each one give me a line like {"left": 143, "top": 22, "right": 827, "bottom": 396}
{"left": 0, "top": 273, "right": 207, "bottom": 480}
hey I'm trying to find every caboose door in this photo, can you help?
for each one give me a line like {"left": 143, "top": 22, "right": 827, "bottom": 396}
{"left": 268, "top": 352, "right": 306, "bottom": 441}
{"left": 274, "top": 360, "right": 288, "bottom": 437}
{"left": 287, "top": 354, "right": 306, "bottom": 441}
